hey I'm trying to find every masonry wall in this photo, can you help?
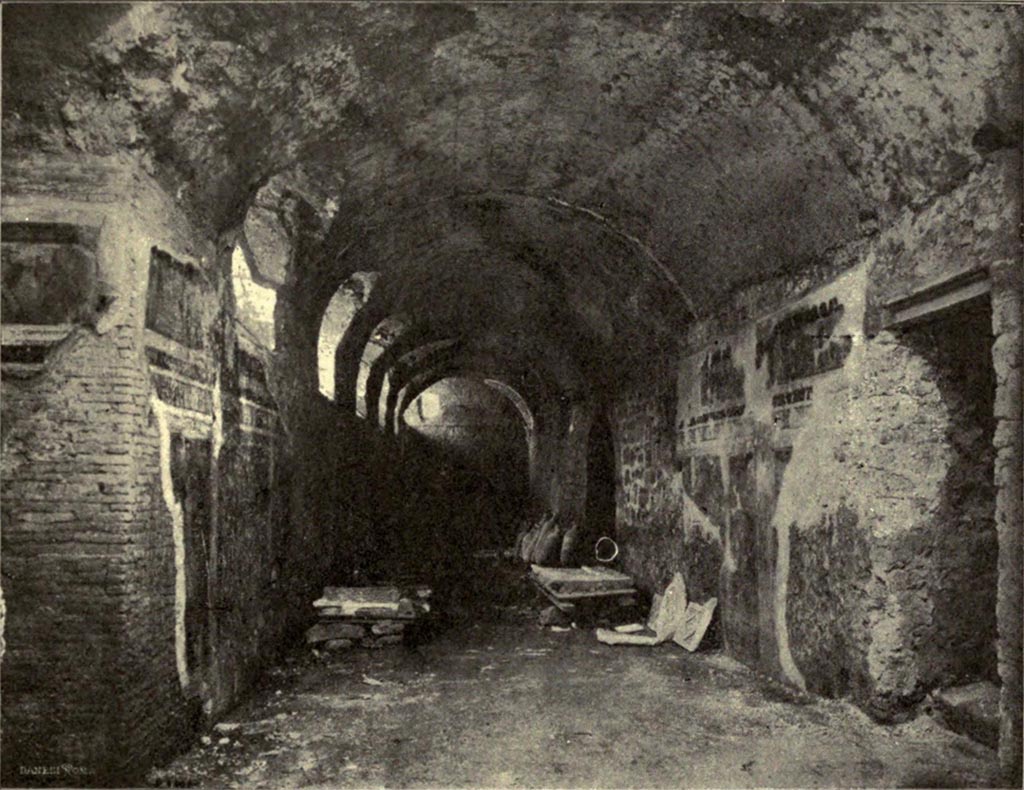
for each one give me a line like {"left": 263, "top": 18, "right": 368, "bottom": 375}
{"left": 2, "top": 297, "right": 148, "bottom": 783}
{"left": 1, "top": 159, "right": 189, "bottom": 784}
{"left": 612, "top": 156, "right": 1020, "bottom": 726}
{"left": 0, "top": 157, "right": 329, "bottom": 785}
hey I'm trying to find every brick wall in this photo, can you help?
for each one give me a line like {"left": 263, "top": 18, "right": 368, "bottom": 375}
{"left": 0, "top": 158, "right": 320, "bottom": 784}
{"left": 1, "top": 322, "right": 144, "bottom": 782}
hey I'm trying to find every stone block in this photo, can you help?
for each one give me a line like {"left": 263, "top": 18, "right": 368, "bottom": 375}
{"left": 305, "top": 622, "right": 366, "bottom": 643}
{"left": 371, "top": 621, "right": 405, "bottom": 636}
{"left": 994, "top": 420, "right": 1023, "bottom": 451}
{"left": 991, "top": 294, "right": 1022, "bottom": 333}
{"left": 994, "top": 370, "right": 1021, "bottom": 420}
{"left": 360, "top": 635, "right": 404, "bottom": 649}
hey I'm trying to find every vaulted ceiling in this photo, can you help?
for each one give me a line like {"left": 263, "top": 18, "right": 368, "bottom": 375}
{"left": 4, "top": 3, "right": 1020, "bottom": 392}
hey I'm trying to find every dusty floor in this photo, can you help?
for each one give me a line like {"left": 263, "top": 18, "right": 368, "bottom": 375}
{"left": 151, "top": 600, "right": 998, "bottom": 789}
{"left": 151, "top": 564, "right": 999, "bottom": 788}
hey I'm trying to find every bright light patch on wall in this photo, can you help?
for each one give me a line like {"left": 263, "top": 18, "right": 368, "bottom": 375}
{"left": 232, "top": 246, "right": 277, "bottom": 350}
{"left": 355, "top": 361, "right": 370, "bottom": 418}
{"left": 356, "top": 340, "right": 386, "bottom": 418}
{"left": 418, "top": 391, "right": 441, "bottom": 421}
{"left": 318, "top": 292, "right": 355, "bottom": 400}
{"left": 317, "top": 273, "right": 379, "bottom": 402}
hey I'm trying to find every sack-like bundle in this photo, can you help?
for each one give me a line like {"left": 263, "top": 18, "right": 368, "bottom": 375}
{"left": 520, "top": 523, "right": 541, "bottom": 562}
{"left": 559, "top": 521, "right": 580, "bottom": 566}
{"left": 513, "top": 527, "right": 526, "bottom": 560}
{"left": 531, "top": 513, "right": 563, "bottom": 565}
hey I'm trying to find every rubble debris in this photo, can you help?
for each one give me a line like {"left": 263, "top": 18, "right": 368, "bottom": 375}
{"left": 517, "top": 511, "right": 560, "bottom": 565}
{"left": 596, "top": 573, "right": 716, "bottom": 652}
{"left": 674, "top": 597, "right": 717, "bottom": 652}
{"left": 518, "top": 511, "right": 588, "bottom": 566}
{"left": 305, "top": 584, "right": 431, "bottom": 650}
{"left": 361, "top": 675, "right": 385, "bottom": 686}
{"left": 363, "top": 635, "right": 404, "bottom": 649}
{"left": 613, "top": 623, "right": 644, "bottom": 633}
{"left": 595, "top": 629, "right": 661, "bottom": 646}
{"left": 534, "top": 519, "right": 563, "bottom": 565}
{"left": 649, "top": 573, "right": 688, "bottom": 641}
{"left": 559, "top": 522, "right": 580, "bottom": 566}
{"left": 306, "top": 622, "right": 366, "bottom": 643}
{"left": 371, "top": 622, "right": 406, "bottom": 636}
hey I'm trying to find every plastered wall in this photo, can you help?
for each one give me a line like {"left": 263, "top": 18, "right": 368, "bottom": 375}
{"left": 612, "top": 158, "right": 1020, "bottom": 734}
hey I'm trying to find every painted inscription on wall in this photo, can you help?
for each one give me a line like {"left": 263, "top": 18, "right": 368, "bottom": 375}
{"left": 771, "top": 384, "right": 813, "bottom": 430}
{"left": 146, "top": 342, "right": 215, "bottom": 415}
{"left": 1, "top": 222, "right": 100, "bottom": 326}
{"left": 756, "top": 296, "right": 851, "bottom": 433}
{"left": 145, "top": 247, "right": 214, "bottom": 419}
{"left": 755, "top": 297, "right": 851, "bottom": 388}
{"left": 145, "top": 248, "right": 207, "bottom": 350}
{"left": 684, "top": 344, "right": 746, "bottom": 445}
{"left": 700, "top": 345, "right": 745, "bottom": 405}
{"left": 235, "top": 346, "right": 280, "bottom": 434}
{"left": 237, "top": 348, "right": 274, "bottom": 408}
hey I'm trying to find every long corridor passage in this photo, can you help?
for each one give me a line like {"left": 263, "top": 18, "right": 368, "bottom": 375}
{"left": 2, "top": 5, "right": 1021, "bottom": 786}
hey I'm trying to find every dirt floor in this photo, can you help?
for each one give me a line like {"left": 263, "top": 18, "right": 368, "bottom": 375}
{"left": 150, "top": 569, "right": 999, "bottom": 789}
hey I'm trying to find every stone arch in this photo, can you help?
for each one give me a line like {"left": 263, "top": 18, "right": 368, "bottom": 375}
{"left": 365, "top": 326, "right": 454, "bottom": 429}
{"left": 315, "top": 271, "right": 379, "bottom": 402}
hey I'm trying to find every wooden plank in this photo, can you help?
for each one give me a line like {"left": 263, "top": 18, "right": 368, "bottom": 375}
{"left": 538, "top": 587, "right": 638, "bottom": 601}
{"left": 528, "top": 571, "right": 636, "bottom": 602}
{"left": 1, "top": 323, "right": 75, "bottom": 345}
{"left": 884, "top": 269, "right": 991, "bottom": 328}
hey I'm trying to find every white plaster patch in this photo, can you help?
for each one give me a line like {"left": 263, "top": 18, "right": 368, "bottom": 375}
{"left": 767, "top": 265, "right": 870, "bottom": 691}
{"left": 232, "top": 245, "right": 277, "bottom": 350}
{"left": 212, "top": 371, "right": 224, "bottom": 460}
{"left": 150, "top": 395, "right": 189, "bottom": 691}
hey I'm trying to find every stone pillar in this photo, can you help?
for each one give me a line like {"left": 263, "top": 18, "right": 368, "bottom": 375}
{"left": 0, "top": 155, "right": 206, "bottom": 782}
{"left": 554, "top": 401, "right": 595, "bottom": 523}
{"left": 527, "top": 402, "right": 561, "bottom": 515}
{"left": 991, "top": 260, "right": 1022, "bottom": 785}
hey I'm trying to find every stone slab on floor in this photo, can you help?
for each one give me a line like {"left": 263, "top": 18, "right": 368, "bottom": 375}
{"left": 529, "top": 565, "right": 635, "bottom": 596}
{"left": 931, "top": 681, "right": 1001, "bottom": 749}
